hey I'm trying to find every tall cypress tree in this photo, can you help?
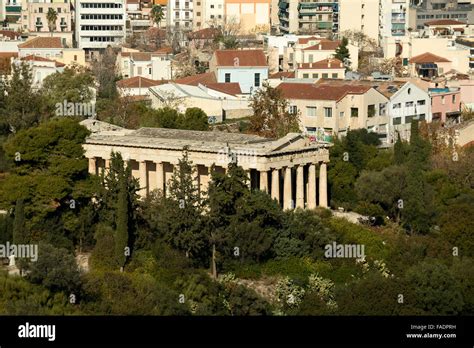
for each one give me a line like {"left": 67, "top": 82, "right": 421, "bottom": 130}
{"left": 393, "top": 132, "right": 406, "bottom": 165}
{"left": 115, "top": 171, "right": 129, "bottom": 269}
{"left": 12, "top": 199, "right": 27, "bottom": 244}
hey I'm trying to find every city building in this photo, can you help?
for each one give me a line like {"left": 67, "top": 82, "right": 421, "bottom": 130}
{"left": 379, "top": 0, "right": 410, "bottom": 54}
{"left": 277, "top": 81, "right": 390, "bottom": 142}
{"left": 429, "top": 87, "right": 461, "bottom": 125}
{"left": 209, "top": 49, "right": 269, "bottom": 94}
{"left": 339, "top": 0, "right": 379, "bottom": 42}
{"left": 15, "top": 54, "right": 65, "bottom": 86}
{"left": 17, "top": 36, "right": 85, "bottom": 65}
{"left": 75, "top": 0, "right": 126, "bottom": 53}
{"left": 294, "top": 58, "right": 345, "bottom": 79}
{"left": 167, "top": 0, "right": 193, "bottom": 30}
{"left": 82, "top": 119, "right": 331, "bottom": 209}
{"left": 1, "top": 0, "right": 22, "bottom": 31}
{"left": 116, "top": 75, "right": 168, "bottom": 97}
{"left": 278, "top": 0, "right": 339, "bottom": 36}
{"left": 410, "top": 0, "right": 473, "bottom": 30}
{"left": 116, "top": 49, "right": 173, "bottom": 80}
{"left": 225, "top": 0, "right": 270, "bottom": 33}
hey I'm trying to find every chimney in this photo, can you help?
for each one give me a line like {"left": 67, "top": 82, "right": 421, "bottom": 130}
{"left": 318, "top": 44, "right": 322, "bottom": 50}
{"left": 328, "top": 60, "right": 331, "bottom": 68}
{"left": 310, "top": 63, "right": 313, "bottom": 68}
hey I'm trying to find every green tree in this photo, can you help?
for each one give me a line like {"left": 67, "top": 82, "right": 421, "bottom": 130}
{"left": 249, "top": 82, "right": 300, "bottom": 138}
{"left": 335, "top": 37, "right": 351, "bottom": 69}
{"left": 158, "top": 148, "right": 208, "bottom": 263}
{"left": 150, "top": 5, "right": 164, "bottom": 27}
{"left": 12, "top": 199, "right": 28, "bottom": 244}
{"left": 46, "top": 8, "right": 58, "bottom": 35}
{"left": 24, "top": 242, "right": 81, "bottom": 294}
{"left": 115, "top": 171, "right": 129, "bottom": 269}
{"left": 179, "top": 107, "right": 209, "bottom": 131}
{"left": 393, "top": 132, "right": 406, "bottom": 165}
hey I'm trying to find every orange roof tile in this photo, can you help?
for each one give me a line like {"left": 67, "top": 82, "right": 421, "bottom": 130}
{"left": 214, "top": 49, "right": 267, "bottom": 67}
{"left": 298, "top": 58, "right": 344, "bottom": 70}
{"left": 174, "top": 72, "right": 217, "bottom": 86}
{"left": 117, "top": 76, "right": 168, "bottom": 88}
{"left": 204, "top": 82, "right": 241, "bottom": 95}
{"left": 278, "top": 82, "right": 372, "bottom": 101}
{"left": 303, "top": 40, "right": 340, "bottom": 51}
{"left": 409, "top": 52, "right": 451, "bottom": 63}
{"left": 22, "top": 54, "right": 65, "bottom": 67}
{"left": 425, "top": 19, "right": 466, "bottom": 26}
{"left": 18, "top": 37, "right": 62, "bottom": 49}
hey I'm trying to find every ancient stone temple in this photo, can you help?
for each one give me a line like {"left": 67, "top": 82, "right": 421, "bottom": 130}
{"left": 81, "top": 120, "right": 331, "bottom": 209}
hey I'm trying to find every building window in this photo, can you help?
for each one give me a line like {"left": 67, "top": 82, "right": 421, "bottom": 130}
{"left": 340, "top": 111, "right": 344, "bottom": 118}
{"left": 368, "top": 104, "right": 375, "bottom": 117}
{"left": 322, "top": 73, "right": 328, "bottom": 78}
{"left": 308, "top": 54, "right": 313, "bottom": 63}
{"left": 405, "top": 101, "right": 414, "bottom": 107}
{"left": 306, "top": 106, "right": 317, "bottom": 117}
{"left": 254, "top": 73, "right": 260, "bottom": 87}
{"left": 306, "top": 127, "right": 316, "bottom": 134}
{"left": 351, "top": 108, "right": 358, "bottom": 117}
{"left": 332, "top": 73, "right": 338, "bottom": 78}
{"left": 418, "top": 114, "right": 425, "bottom": 121}
{"left": 417, "top": 100, "right": 426, "bottom": 106}
{"left": 393, "top": 117, "right": 402, "bottom": 125}
{"left": 303, "top": 73, "right": 309, "bottom": 78}
{"left": 405, "top": 115, "right": 414, "bottom": 124}
{"left": 324, "top": 107, "right": 332, "bottom": 118}
{"left": 379, "top": 103, "right": 386, "bottom": 116}
{"left": 74, "top": 55, "right": 77, "bottom": 61}
{"left": 441, "top": 96, "right": 445, "bottom": 105}
{"left": 149, "top": 68, "right": 152, "bottom": 74}
{"left": 289, "top": 105, "right": 298, "bottom": 114}
{"left": 39, "top": 7, "right": 43, "bottom": 13}
{"left": 312, "top": 73, "right": 318, "bottom": 78}
{"left": 137, "top": 67, "right": 142, "bottom": 75}
{"left": 452, "top": 95, "right": 456, "bottom": 103}
{"left": 393, "top": 103, "right": 401, "bottom": 109}
{"left": 225, "top": 73, "right": 230, "bottom": 83}
{"left": 210, "top": 4, "right": 214, "bottom": 8}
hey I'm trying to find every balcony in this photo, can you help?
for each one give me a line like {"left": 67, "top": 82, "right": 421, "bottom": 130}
{"left": 35, "top": 22, "right": 43, "bottom": 28}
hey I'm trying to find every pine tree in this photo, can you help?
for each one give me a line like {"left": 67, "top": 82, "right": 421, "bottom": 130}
{"left": 335, "top": 37, "right": 351, "bottom": 70}
{"left": 115, "top": 171, "right": 129, "bottom": 269}
{"left": 12, "top": 199, "right": 28, "bottom": 244}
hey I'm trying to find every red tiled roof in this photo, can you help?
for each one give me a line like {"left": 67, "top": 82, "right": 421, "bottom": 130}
{"left": 269, "top": 71, "right": 295, "bottom": 79}
{"left": 0, "top": 52, "right": 18, "bottom": 58}
{"left": 409, "top": 52, "right": 451, "bottom": 63}
{"left": 425, "top": 19, "right": 466, "bottom": 26}
{"left": 18, "top": 37, "right": 62, "bottom": 49}
{"left": 154, "top": 46, "right": 173, "bottom": 55}
{"left": 303, "top": 40, "right": 341, "bottom": 51}
{"left": 188, "top": 27, "right": 220, "bottom": 40}
{"left": 0, "top": 30, "right": 21, "bottom": 40}
{"left": 214, "top": 49, "right": 267, "bottom": 67}
{"left": 204, "top": 82, "right": 241, "bottom": 95}
{"left": 22, "top": 54, "right": 65, "bottom": 67}
{"left": 117, "top": 76, "right": 168, "bottom": 88}
{"left": 174, "top": 72, "right": 217, "bottom": 86}
{"left": 298, "top": 58, "right": 344, "bottom": 70}
{"left": 297, "top": 36, "right": 319, "bottom": 45}
{"left": 278, "top": 82, "right": 372, "bottom": 101}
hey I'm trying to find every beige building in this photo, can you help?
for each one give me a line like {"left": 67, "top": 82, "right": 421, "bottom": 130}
{"left": 339, "top": 0, "right": 379, "bottom": 43}
{"left": 295, "top": 58, "right": 345, "bottom": 79}
{"left": 81, "top": 120, "right": 331, "bottom": 209}
{"left": 21, "top": 0, "right": 73, "bottom": 45}
{"left": 278, "top": 81, "right": 390, "bottom": 141}
{"left": 224, "top": 0, "right": 271, "bottom": 33}
{"left": 17, "top": 37, "right": 86, "bottom": 67}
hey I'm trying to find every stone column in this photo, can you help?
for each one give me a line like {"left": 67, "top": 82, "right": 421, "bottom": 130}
{"left": 319, "top": 162, "right": 328, "bottom": 208}
{"left": 246, "top": 170, "right": 251, "bottom": 189}
{"left": 88, "top": 157, "right": 96, "bottom": 175}
{"left": 259, "top": 170, "right": 268, "bottom": 193}
{"left": 139, "top": 161, "right": 147, "bottom": 198}
{"left": 283, "top": 166, "right": 293, "bottom": 210}
{"left": 156, "top": 162, "right": 164, "bottom": 193}
{"left": 308, "top": 164, "right": 316, "bottom": 209}
{"left": 271, "top": 168, "right": 279, "bottom": 202}
{"left": 296, "top": 165, "right": 304, "bottom": 209}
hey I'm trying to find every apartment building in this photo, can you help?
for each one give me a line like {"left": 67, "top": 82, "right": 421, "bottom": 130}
{"left": 225, "top": 0, "right": 270, "bottom": 33}
{"left": 167, "top": 0, "right": 193, "bottom": 30}
{"left": 295, "top": 58, "right": 345, "bottom": 79}
{"left": 278, "top": 0, "right": 339, "bottom": 37}
{"left": 379, "top": 0, "right": 410, "bottom": 48}
{"left": 2, "top": 0, "right": 22, "bottom": 30}
{"left": 116, "top": 50, "right": 173, "bottom": 80}
{"left": 75, "top": 0, "right": 126, "bottom": 51}
{"left": 339, "top": 0, "right": 379, "bottom": 42}
{"left": 410, "top": 0, "right": 473, "bottom": 30}
{"left": 278, "top": 81, "right": 390, "bottom": 142}
{"left": 20, "top": 0, "right": 73, "bottom": 45}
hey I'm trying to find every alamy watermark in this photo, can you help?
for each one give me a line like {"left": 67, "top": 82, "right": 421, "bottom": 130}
{"left": 324, "top": 242, "right": 365, "bottom": 259}
{"left": 0, "top": 241, "right": 38, "bottom": 262}
{"left": 55, "top": 100, "right": 96, "bottom": 118}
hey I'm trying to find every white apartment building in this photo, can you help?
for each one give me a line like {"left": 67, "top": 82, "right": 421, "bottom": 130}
{"left": 167, "top": 0, "right": 193, "bottom": 31}
{"left": 379, "top": 0, "right": 410, "bottom": 51}
{"left": 339, "top": 0, "right": 379, "bottom": 43}
{"left": 75, "top": 0, "right": 126, "bottom": 51}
